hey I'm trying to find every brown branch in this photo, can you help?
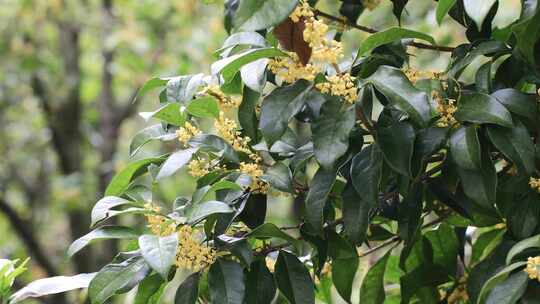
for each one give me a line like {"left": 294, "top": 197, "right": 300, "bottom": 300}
{"left": 313, "top": 9, "right": 455, "bottom": 53}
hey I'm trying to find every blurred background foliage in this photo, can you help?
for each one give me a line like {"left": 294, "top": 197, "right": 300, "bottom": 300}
{"left": 0, "top": 0, "right": 521, "bottom": 303}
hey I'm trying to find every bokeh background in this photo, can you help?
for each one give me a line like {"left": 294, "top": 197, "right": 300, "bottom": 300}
{"left": 0, "top": 0, "right": 521, "bottom": 303}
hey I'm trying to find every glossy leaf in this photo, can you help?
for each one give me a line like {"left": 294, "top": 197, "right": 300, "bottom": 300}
{"left": 175, "top": 273, "right": 200, "bottom": 304}
{"left": 455, "top": 93, "right": 513, "bottom": 127}
{"left": 90, "top": 196, "right": 141, "bottom": 227}
{"left": 238, "top": 86, "right": 260, "bottom": 141}
{"left": 487, "top": 121, "right": 536, "bottom": 175}
{"left": 166, "top": 74, "right": 205, "bottom": 103}
{"left": 68, "top": 226, "right": 138, "bottom": 258}
{"left": 464, "top": 0, "right": 497, "bottom": 29}
{"left": 377, "top": 121, "right": 415, "bottom": 176}
{"left": 350, "top": 145, "right": 383, "bottom": 209}
{"left": 135, "top": 274, "right": 163, "bottom": 304}
{"left": 436, "top": 0, "right": 457, "bottom": 24}
{"left": 491, "top": 89, "right": 538, "bottom": 121}
{"left": 449, "top": 126, "right": 481, "bottom": 171}
{"left": 139, "top": 234, "right": 178, "bottom": 279}
{"left": 139, "top": 103, "right": 186, "bottom": 126}
{"left": 208, "top": 259, "right": 245, "bottom": 304}
{"left": 248, "top": 222, "right": 297, "bottom": 244}
{"left": 188, "top": 134, "right": 239, "bottom": 163}
{"left": 359, "top": 251, "right": 391, "bottom": 304}
{"left": 105, "top": 156, "right": 167, "bottom": 196}
{"left": 235, "top": 0, "right": 299, "bottom": 31}
{"left": 261, "top": 162, "right": 293, "bottom": 193}
{"left": 486, "top": 271, "right": 528, "bottom": 304}
{"left": 136, "top": 77, "right": 168, "bottom": 100}
{"left": 129, "top": 124, "right": 173, "bottom": 157}
{"left": 259, "top": 80, "right": 312, "bottom": 145}
{"left": 342, "top": 185, "right": 371, "bottom": 245}
{"left": 187, "top": 201, "right": 234, "bottom": 224}
{"left": 156, "top": 148, "right": 197, "bottom": 180}
{"left": 11, "top": 273, "right": 96, "bottom": 303}
{"left": 245, "top": 260, "right": 277, "bottom": 304}
{"left": 357, "top": 27, "right": 435, "bottom": 57}
{"left": 506, "top": 233, "right": 540, "bottom": 265}
{"left": 186, "top": 96, "right": 219, "bottom": 118}
{"left": 305, "top": 168, "right": 336, "bottom": 234}
{"left": 211, "top": 48, "right": 286, "bottom": 82}
{"left": 477, "top": 261, "right": 528, "bottom": 304}
{"left": 240, "top": 58, "right": 268, "bottom": 92}
{"left": 275, "top": 250, "right": 315, "bottom": 304}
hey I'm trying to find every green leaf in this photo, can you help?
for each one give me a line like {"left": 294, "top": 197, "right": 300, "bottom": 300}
{"left": 218, "top": 32, "right": 268, "bottom": 53}
{"left": 261, "top": 162, "right": 293, "bottom": 193}
{"left": 377, "top": 121, "right": 415, "bottom": 176}
{"left": 238, "top": 86, "right": 260, "bottom": 141}
{"left": 139, "top": 234, "right": 178, "bottom": 279}
{"left": 240, "top": 59, "right": 268, "bottom": 92}
{"left": 425, "top": 223, "right": 458, "bottom": 276}
{"left": 129, "top": 124, "right": 172, "bottom": 157}
{"left": 448, "top": 41, "right": 510, "bottom": 77}
{"left": 506, "top": 233, "right": 540, "bottom": 265}
{"left": 455, "top": 93, "right": 513, "bottom": 127}
{"left": 436, "top": 0, "right": 457, "bottom": 24}
{"left": 491, "top": 89, "right": 538, "bottom": 121}
{"left": 390, "top": 0, "right": 409, "bottom": 23}
{"left": 166, "top": 74, "right": 204, "bottom": 103}
{"left": 211, "top": 48, "right": 286, "bottom": 82}
{"left": 327, "top": 232, "right": 358, "bottom": 303}
{"left": 91, "top": 196, "right": 142, "bottom": 227}
{"left": 342, "top": 185, "right": 371, "bottom": 245}
{"left": 458, "top": 150, "right": 497, "bottom": 210}
{"left": 259, "top": 80, "right": 312, "bottom": 145}
{"left": 187, "top": 97, "right": 219, "bottom": 118}
{"left": 10, "top": 273, "right": 96, "bottom": 303}
{"left": 188, "top": 134, "right": 240, "bottom": 163}
{"left": 471, "top": 228, "right": 505, "bottom": 265}
{"left": 135, "top": 274, "right": 164, "bottom": 304}
{"left": 357, "top": 27, "right": 435, "bottom": 57}
{"left": 312, "top": 105, "right": 355, "bottom": 169}
{"left": 449, "top": 126, "right": 481, "bottom": 170}
{"left": 105, "top": 156, "right": 167, "bottom": 196}
{"left": 68, "top": 226, "right": 138, "bottom": 258}
{"left": 235, "top": 0, "right": 299, "bottom": 31}
{"left": 89, "top": 256, "right": 150, "bottom": 304}
{"left": 139, "top": 103, "right": 186, "bottom": 126}
{"left": 248, "top": 222, "right": 297, "bottom": 244}
{"left": 175, "top": 273, "right": 200, "bottom": 304}
{"left": 245, "top": 260, "right": 277, "bottom": 304}
{"left": 350, "top": 145, "right": 383, "bottom": 209}
{"left": 365, "top": 66, "right": 433, "bottom": 127}
{"left": 305, "top": 168, "right": 337, "bottom": 234}
{"left": 477, "top": 261, "right": 528, "bottom": 304}
{"left": 463, "top": 0, "right": 497, "bottom": 29}
{"left": 208, "top": 259, "right": 245, "bottom": 304}
{"left": 359, "top": 251, "right": 391, "bottom": 304}
{"left": 275, "top": 250, "right": 315, "bottom": 304}
{"left": 187, "top": 201, "right": 234, "bottom": 224}
{"left": 487, "top": 121, "right": 536, "bottom": 175}
{"left": 156, "top": 148, "right": 197, "bottom": 180}
{"left": 136, "top": 77, "right": 168, "bottom": 100}
{"left": 512, "top": 5, "right": 540, "bottom": 66}
{"left": 486, "top": 271, "right": 529, "bottom": 304}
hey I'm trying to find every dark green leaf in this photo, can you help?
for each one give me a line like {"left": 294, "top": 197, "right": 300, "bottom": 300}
{"left": 377, "top": 121, "right": 415, "bottom": 176}
{"left": 491, "top": 88, "right": 538, "bottom": 121}
{"left": 187, "top": 201, "right": 234, "bottom": 224}
{"left": 312, "top": 105, "right": 355, "bottom": 169}
{"left": 365, "top": 66, "right": 433, "bottom": 127}
{"left": 342, "top": 184, "right": 371, "bottom": 245}
{"left": 487, "top": 121, "right": 536, "bottom": 175}
{"left": 238, "top": 86, "right": 260, "bottom": 141}
{"left": 139, "top": 234, "right": 178, "bottom": 279}
{"left": 261, "top": 162, "right": 293, "bottom": 193}
{"left": 211, "top": 48, "right": 286, "bottom": 82}
{"left": 129, "top": 124, "right": 173, "bottom": 157}
{"left": 175, "top": 273, "right": 200, "bottom": 304}
{"left": 477, "top": 261, "right": 528, "bottom": 304}
{"left": 506, "top": 233, "right": 540, "bottom": 265}
{"left": 455, "top": 93, "right": 513, "bottom": 127}
{"left": 208, "top": 259, "right": 245, "bottom": 304}
{"left": 350, "top": 145, "right": 383, "bottom": 208}
{"left": 327, "top": 232, "right": 358, "bottom": 303}
{"left": 248, "top": 223, "right": 297, "bottom": 244}
{"left": 486, "top": 271, "right": 528, "bottom": 304}
{"left": 449, "top": 126, "right": 481, "bottom": 171}
{"left": 425, "top": 223, "right": 458, "bottom": 276}
{"left": 458, "top": 150, "right": 497, "bottom": 210}
{"left": 512, "top": 4, "right": 540, "bottom": 66}
{"left": 305, "top": 168, "right": 336, "bottom": 234}
{"left": 359, "top": 251, "right": 391, "bottom": 304}
{"left": 391, "top": 0, "right": 409, "bottom": 23}
{"left": 475, "top": 61, "right": 492, "bottom": 94}
{"left": 259, "top": 80, "right": 312, "bottom": 145}
{"left": 188, "top": 134, "right": 239, "bottom": 163}
{"left": 275, "top": 250, "right": 315, "bottom": 304}
{"left": 245, "top": 260, "right": 276, "bottom": 304}
{"left": 68, "top": 226, "right": 138, "bottom": 258}
{"left": 234, "top": 0, "right": 298, "bottom": 31}
{"left": 135, "top": 274, "right": 164, "bottom": 304}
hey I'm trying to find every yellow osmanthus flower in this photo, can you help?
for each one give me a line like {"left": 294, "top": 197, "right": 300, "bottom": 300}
{"left": 268, "top": 53, "right": 320, "bottom": 83}
{"left": 316, "top": 73, "right": 358, "bottom": 103}
{"left": 404, "top": 68, "right": 444, "bottom": 84}
{"left": 529, "top": 177, "right": 540, "bottom": 193}
{"left": 290, "top": 1, "right": 314, "bottom": 22}
{"left": 187, "top": 158, "right": 211, "bottom": 178}
{"left": 432, "top": 91, "right": 457, "bottom": 128}
{"left": 214, "top": 112, "right": 252, "bottom": 154}
{"left": 239, "top": 162, "right": 268, "bottom": 194}
{"left": 204, "top": 85, "right": 241, "bottom": 109}
{"left": 175, "top": 226, "right": 217, "bottom": 272}
{"left": 525, "top": 256, "right": 540, "bottom": 282}
{"left": 176, "top": 122, "right": 201, "bottom": 144}
{"left": 362, "top": 0, "right": 381, "bottom": 11}
{"left": 144, "top": 203, "right": 176, "bottom": 236}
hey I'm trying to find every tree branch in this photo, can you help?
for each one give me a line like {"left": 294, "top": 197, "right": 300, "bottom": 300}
{"left": 313, "top": 9, "right": 455, "bottom": 53}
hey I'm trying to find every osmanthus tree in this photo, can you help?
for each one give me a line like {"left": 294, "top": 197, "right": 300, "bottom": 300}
{"left": 9, "top": 0, "right": 540, "bottom": 303}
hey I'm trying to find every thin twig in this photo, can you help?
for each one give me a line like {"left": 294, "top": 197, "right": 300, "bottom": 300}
{"left": 313, "top": 9, "right": 455, "bottom": 53}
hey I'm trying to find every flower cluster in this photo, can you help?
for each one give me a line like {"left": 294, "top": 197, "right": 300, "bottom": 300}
{"left": 432, "top": 91, "right": 457, "bottom": 128}
{"left": 214, "top": 112, "right": 252, "bottom": 153}
{"left": 525, "top": 256, "right": 540, "bottom": 282}
{"left": 362, "top": 0, "right": 381, "bottom": 11}
{"left": 268, "top": 53, "right": 319, "bottom": 83}
{"left": 239, "top": 162, "right": 268, "bottom": 194}
{"left": 176, "top": 122, "right": 201, "bottom": 144}
{"left": 404, "top": 68, "right": 444, "bottom": 84}
{"left": 188, "top": 158, "right": 211, "bottom": 178}
{"left": 144, "top": 203, "right": 176, "bottom": 236}
{"left": 529, "top": 177, "right": 540, "bottom": 192}
{"left": 316, "top": 73, "right": 358, "bottom": 103}
{"left": 175, "top": 225, "right": 217, "bottom": 272}
{"left": 204, "top": 85, "right": 241, "bottom": 109}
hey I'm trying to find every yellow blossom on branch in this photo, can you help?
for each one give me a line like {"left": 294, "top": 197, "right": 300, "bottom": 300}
{"left": 214, "top": 112, "right": 252, "bottom": 154}
{"left": 315, "top": 73, "right": 358, "bottom": 103}
{"left": 176, "top": 121, "right": 201, "bottom": 144}
{"left": 525, "top": 256, "right": 540, "bottom": 282}
{"left": 144, "top": 203, "right": 176, "bottom": 236}
{"left": 175, "top": 225, "right": 216, "bottom": 272}
{"left": 268, "top": 53, "right": 320, "bottom": 83}
{"left": 204, "top": 85, "right": 241, "bottom": 109}
{"left": 290, "top": 1, "right": 313, "bottom": 22}
{"left": 404, "top": 68, "right": 444, "bottom": 84}
{"left": 529, "top": 177, "right": 540, "bottom": 193}
{"left": 239, "top": 161, "right": 268, "bottom": 194}
{"left": 432, "top": 91, "right": 457, "bottom": 128}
